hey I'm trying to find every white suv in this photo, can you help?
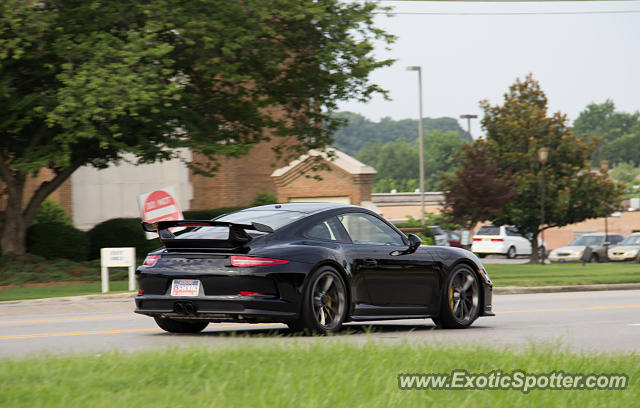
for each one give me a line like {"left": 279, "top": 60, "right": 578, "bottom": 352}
{"left": 471, "top": 225, "right": 544, "bottom": 259}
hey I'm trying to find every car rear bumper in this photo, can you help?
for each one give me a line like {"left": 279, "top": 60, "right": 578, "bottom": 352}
{"left": 135, "top": 294, "right": 298, "bottom": 323}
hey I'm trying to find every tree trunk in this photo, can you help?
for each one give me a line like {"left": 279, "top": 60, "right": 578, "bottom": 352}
{"left": 0, "top": 184, "right": 26, "bottom": 255}
{"left": 528, "top": 235, "right": 540, "bottom": 265}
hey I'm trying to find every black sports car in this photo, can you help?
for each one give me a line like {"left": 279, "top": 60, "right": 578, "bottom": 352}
{"left": 135, "top": 203, "right": 494, "bottom": 334}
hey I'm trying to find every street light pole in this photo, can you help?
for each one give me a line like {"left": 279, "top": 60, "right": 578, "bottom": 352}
{"left": 538, "top": 147, "right": 550, "bottom": 265}
{"left": 407, "top": 66, "right": 424, "bottom": 225}
{"left": 460, "top": 114, "right": 478, "bottom": 139}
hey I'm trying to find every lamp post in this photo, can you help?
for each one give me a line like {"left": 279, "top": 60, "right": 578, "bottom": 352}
{"left": 538, "top": 147, "right": 550, "bottom": 265}
{"left": 600, "top": 160, "right": 610, "bottom": 260}
{"left": 406, "top": 66, "right": 425, "bottom": 225}
{"left": 460, "top": 114, "right": 478, "bottom": 139}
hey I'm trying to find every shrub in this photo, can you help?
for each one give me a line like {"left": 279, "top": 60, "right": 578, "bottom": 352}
{"left": 251, "top": 191, "right": 278, "bottom": 206}
{"left": 27, "top": 222, "right": 89, "bottom": 261}
{"left": 87, "top": 218, "right": 162, "bottom": 260}
{"left": 31, "top": 200, "right": 72, "bottom": 226}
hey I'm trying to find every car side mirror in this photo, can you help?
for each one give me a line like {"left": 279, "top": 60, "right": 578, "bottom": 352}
{"left": 391, "top": 233, "right": 422, "bottom": 256}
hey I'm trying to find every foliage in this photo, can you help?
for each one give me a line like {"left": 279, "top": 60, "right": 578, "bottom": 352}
{"left": 0, "top": 0, "right": 395, "bottom": 254}
{"left": 251, "top": 191, "right": 278, "bottom": 207}
{"left": 331, "top": 111, "right": 470, "bottom": 157}
{"left": 87, "top": 218, "right": 161, "bottom": 260}
{"left": 26, "top": 222, "right": 88, "bottom": 261}
{"left": 444, "top": 75, "right": 623, "bottom": 262}
{"left": 30, "top": 200, "right": 72, "bottom": 226}
{"left": 356, "top": 130, "right": 468, "bottom": 193}
{"left": 610, "top": 162, "right": 640, "bottom": 197}
{"left": 573, "top": 100, "right": 640, "bottom": 166}
{"left": 442, "top": 144, "right": 516, "bottom": 230}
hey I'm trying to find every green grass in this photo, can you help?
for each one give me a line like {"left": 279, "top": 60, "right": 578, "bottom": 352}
{"left": 486, "top": 263, "right": 640, "bottom": 287}
{"left": 0, "top": 280, "right": 132, "bottom": 302}
{"left": 0, "top": 342, "right": 637, "bottom": 407}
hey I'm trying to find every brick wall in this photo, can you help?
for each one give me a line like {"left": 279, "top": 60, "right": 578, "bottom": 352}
{"left": 0, "top": 170, "right": 72, "bottom": 218}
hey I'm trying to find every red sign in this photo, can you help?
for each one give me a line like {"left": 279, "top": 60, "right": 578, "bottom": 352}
{"left": 142, "top": 190, "right": 181, "bottom": 223}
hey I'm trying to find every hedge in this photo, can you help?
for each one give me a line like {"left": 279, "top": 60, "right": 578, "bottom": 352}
{"left": 87, "top": 218, "right": 162, "bottom": 260}
{"left": 27, "top": 222, "right": 89, "bottom": 261}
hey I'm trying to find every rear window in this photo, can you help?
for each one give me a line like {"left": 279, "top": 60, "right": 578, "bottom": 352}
{"left": 178, "top": 210, "right": 307, "bottom": 240}
{"left": 476, "top": 226, "right": 499, "bottom": 236}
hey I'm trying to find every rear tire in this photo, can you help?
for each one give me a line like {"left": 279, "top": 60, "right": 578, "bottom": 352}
{"left": 506, "top": 246, "right": 516, "bottom": 259}
{"left": 434, "top": 264, "right": 480, "bottom": 329}
{"left": 589, "top": 254, "right": 599, "bottom": 263}
{"left": 154, "top": 316, "right": 209, "bottom": 333}
{"left": 478, "top": 254, "right": 487, "bottom": 259}
{"left": 288, "top": 266, "right": 347, "bottom": 335}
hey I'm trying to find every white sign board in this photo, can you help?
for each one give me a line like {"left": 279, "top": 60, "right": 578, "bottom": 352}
{"left": 137, "top": 186, "right": 184, "bottom": 239}
{"left": 461, "top": 230, "right": 471, "bottom": 246}
{"left": 100, "top": 247, "right": 136, "bottom": 293}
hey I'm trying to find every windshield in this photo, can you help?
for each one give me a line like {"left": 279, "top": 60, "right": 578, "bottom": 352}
{"left": 569, "top": 235, "right": 604, "bottom": 247}
{"left": 178, "top": 210, "right": 307, "bottom": 240}
{"left": 620, "top": 235, "right": 640, "bottom": 246}
{"left": 476, "top": 226, "right": 499, "bottom": 236}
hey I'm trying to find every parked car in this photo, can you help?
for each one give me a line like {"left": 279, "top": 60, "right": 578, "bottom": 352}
{"left": 548, "top": 233, "right": 624, "bottom": 263}
{"left": 428, "top": 225, "right": 450, "bottom": 247}
{"left": 135, "top": 203, "right": 494, "bottom": 334}
{"left": 471, "top": 225, "right": 545, "bottom": 259}
{"left": 444, "top": 230, "right": 464, "bottom": 248}
{"left": 607, "top": 233, "right": 640, "bottom": 262}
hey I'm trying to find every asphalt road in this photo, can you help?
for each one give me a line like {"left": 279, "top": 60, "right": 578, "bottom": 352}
{"left": 2, "top": 290, "right": 639, "bottom": 357}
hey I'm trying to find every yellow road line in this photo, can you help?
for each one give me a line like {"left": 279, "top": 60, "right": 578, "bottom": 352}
{"left": 0, "top": 315, "right": 136, "bottom": 325}
{"left": 0, "top": 323, "right": 282, "bottom": 340}
{"left": 497, "top": 304, "right": 640, "bottom": 314}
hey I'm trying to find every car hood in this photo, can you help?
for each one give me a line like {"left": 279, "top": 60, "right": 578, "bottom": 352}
{"left": 553, "top": 245, "right": 588, "bottom": 252}
{"left": 609, "top": 245, "right": 640, "bottom": 251}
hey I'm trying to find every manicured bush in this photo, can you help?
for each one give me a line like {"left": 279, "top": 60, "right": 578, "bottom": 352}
{"left": 27, "top": 222, "right": 89, "bottom": 261}
{"left": 31, "top": 199, "right": 72, "bottom": 226}
{"left": 87, "top": 218, "right": 162, "bottom": 260}
{"left": 251, "top": 191, "right": 278, "bottom": 206}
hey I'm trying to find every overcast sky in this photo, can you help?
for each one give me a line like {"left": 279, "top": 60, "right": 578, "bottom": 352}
{"left": 337, "top": 1, "right": 640, "bottom": 139}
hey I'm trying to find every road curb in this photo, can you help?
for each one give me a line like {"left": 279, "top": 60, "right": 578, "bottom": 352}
{"left": 493, "top": 283, "right": 640, "bottom": 295}
{"left": 2, "top": 283, "right": 640, "bottom": 305}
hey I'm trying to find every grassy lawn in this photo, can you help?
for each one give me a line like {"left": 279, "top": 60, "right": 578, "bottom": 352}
{"left": 486, "top": 263, "right": 640, "bottom": 287}
{"left": 0, "top": 342, "right": 636, "bottom": 407}
{"left": 0, "top": 280, "right": 132, "bottom": 302}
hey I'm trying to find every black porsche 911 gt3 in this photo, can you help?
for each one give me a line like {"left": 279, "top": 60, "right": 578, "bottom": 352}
{"left": 135, "top": 203, "right": 494, "bottom": 334}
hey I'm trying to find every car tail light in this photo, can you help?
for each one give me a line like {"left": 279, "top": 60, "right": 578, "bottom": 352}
{"left": 230, "top": 256, "right": 289, "bottom": 267}
{"left": 472, "top": 238, "right": 482, "bottom": 241}
{"left": 239, "top": 291, "right": 266, "bottom": 297}
{"left": 143, "top": 255, "right": 160, "bottom": 266}
{"left": 491, "top": 238, "right": 504, "bottom": 242}
{"left": 138, "top": 289, "right": 144, "bottom": 295}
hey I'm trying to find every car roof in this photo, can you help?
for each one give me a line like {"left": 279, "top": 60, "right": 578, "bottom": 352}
{"left": 243, "top": 202, "right": 357, "bottom": 214}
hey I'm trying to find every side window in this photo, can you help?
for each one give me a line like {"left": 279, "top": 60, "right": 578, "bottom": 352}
{"left": 337, "top": 213, "right": 404, "bottom": 246}
{"left": 306, "top": 220, "right": 338, "bottom": 241}
{"left": 506, "top": 227, "right": 521, "bottom": 237}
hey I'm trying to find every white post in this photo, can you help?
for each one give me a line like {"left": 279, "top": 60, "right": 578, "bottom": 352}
{"left": 101, "top": 265, "right": 109, "bottom": 293}
{"left": 128, "top": 265, "right": 136, "bottom": 291}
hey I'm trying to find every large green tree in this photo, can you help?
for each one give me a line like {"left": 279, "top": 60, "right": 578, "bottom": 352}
{"left": 573, "top": 100, "right": 640, "bottom": 166}
{"left": 0, "top": 0, "right": 394, "bottom": 254}
{"left": 444, "top": 75, "right": 623, "bottom": 262}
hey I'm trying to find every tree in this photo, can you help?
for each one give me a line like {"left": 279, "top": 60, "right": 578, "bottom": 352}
{"left": 444, "top": 75, "right": 623, "bottom": 262}
{"left": 0, "top": 0, "right": 394, "bottom": 254}
{"left": 441, "top": 143, "right": 515, "bottom": 230}
{"left": 573, "top": 100, "right": 640, "bottom": 166}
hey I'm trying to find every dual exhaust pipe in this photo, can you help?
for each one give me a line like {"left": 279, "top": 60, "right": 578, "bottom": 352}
{"left": 173, "top": 301, "right": 196, "bottom": 315}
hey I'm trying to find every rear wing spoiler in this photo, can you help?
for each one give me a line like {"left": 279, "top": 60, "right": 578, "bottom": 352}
{"left": 141, "top": 220, "right": 273, "bottom": 248}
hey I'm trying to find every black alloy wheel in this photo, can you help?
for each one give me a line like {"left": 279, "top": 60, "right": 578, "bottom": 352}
{"left": 434, "top": 264, "right": 480, "bottom": 329}
{"left": 289, "top": 267, "right": 347, "bottom": 335}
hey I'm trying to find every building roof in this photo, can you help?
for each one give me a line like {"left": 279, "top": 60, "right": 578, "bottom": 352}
{"left": 270, "top": 148, "right": 376, "bottom": 178}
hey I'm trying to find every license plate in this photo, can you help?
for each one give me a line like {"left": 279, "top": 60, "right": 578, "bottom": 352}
{"left": 170, "top": 279, "right": 201, "bottom": 297}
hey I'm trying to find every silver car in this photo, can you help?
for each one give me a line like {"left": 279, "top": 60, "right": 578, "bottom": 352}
{"left": 549, "top": 233, "right": 624, "bottom": 263}
{"left": 608, "top": 233, "right": 640, "bottom": 262}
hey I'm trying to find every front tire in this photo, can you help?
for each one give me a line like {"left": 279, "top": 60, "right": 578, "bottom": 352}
{"left": 154, "top": 316, "right": 209, "bottom": 333}
{"left": 433, "top": 264, "right": 480, "bottom": 329}
{"left": 289, "top": 266, "right": 347, "bottom": 335}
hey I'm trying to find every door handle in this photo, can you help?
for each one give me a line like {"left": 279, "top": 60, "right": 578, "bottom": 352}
{"left": 363, "top": 259, "right": 378, "bottom": 266}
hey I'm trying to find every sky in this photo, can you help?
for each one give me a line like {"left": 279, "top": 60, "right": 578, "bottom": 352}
{"left": 337, "top": 1, "right": 640, "bottom": 139}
